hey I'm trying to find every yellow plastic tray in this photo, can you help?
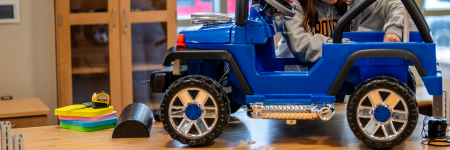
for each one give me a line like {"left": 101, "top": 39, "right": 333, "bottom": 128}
{"left": 55, "top": 105, "right": 114, "bottom": 117}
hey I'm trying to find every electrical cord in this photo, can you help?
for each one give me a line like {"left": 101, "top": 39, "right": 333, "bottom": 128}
{"left": 218, "top": 67, "right": 230, "bottom": 83}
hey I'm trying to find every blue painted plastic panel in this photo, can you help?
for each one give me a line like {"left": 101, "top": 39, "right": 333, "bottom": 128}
{"left": 422, "top": 75, "right": 442, "bottom": 95}
{"left": 322, "top": 42, "right": 440, "bottom": 95}
{"left": 246, "top": 94, "right": 334, "bottom": 103}
{"left": 179, "top": 5, "right": 441, "bottom": 104}
{"left": 322, "top": 42, "right": 437, "bottom": 76}
{"left": 184, "top": 39, "right": 439, "bottom": 104}
{"left": 231, "top": 25, "right": 246, "bottom": 44}
{"left": 422, "top": 66, "right": 442, "bottom": 95}
{"left": 245, "top": 20, "right": 269, "bottom": 44}
{"left": 180, "top": 24, "right": 233, "bottom": 44}
{"left": 341, "top": 31, "right": 424, "bottom": 43}
{"left": 244, "top": 5, "right": 277, "bottom": 44}
{"left": 359, "top": 65, "right": 408, "bottom": 83}
{"left": 180, "top": 5, "right": 277, "bottom": 45}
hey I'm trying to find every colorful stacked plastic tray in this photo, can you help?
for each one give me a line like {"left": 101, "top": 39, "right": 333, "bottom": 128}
{"left": 55, "top": 105, "right": 117, "bottom": 132}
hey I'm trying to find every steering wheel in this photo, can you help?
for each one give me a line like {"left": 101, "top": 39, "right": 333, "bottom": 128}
{"left": 265, "top": 0, "right": 296, "bottom": 17}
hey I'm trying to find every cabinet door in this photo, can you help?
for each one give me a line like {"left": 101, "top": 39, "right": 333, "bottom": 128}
{"left": 120, "top": 0, "right": 177, "bottom": 111}
{"left": 56, "top": 0, "right": 122, "bottom": 114}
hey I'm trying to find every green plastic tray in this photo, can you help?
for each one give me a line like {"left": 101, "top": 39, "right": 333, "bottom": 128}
{"left": 60, "top": 123, "right": 115, "bottom": 132}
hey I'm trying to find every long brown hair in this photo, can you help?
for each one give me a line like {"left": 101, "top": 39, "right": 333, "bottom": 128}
{"left": 299, "top": 0, "right": 354, "bottom": 32}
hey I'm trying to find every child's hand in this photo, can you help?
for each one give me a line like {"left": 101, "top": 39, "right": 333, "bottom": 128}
{"left": 384, "top": 33, "right": 401, "bottom": 42}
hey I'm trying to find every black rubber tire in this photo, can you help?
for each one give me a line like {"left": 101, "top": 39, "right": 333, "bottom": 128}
{"left": 407, "top": 68, "right": 416, "bottom": 94}
{"left": 160, "top": 75, "right": 229, "bottom": 146}
{"left": 347, "top": 76, "right": 418, "bottom": 149}
{"left": 155, "top": 75, "right": 232, "bottom": 123}
{"left": 193, "top": 75, "right": 231, "bottom": 128}
{"left": 227, "top": 93, "right": 243, "bottom": 114}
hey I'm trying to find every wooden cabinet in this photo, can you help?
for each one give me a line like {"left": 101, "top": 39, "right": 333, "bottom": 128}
{"left": 55, "top": 0, "right": 176, "bottom": 115}
{"left": 0, "top": 98, "right": 50, "bottom": 128}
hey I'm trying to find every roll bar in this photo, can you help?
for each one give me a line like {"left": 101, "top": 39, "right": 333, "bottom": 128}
{"left": 235, "top": 0, "right": 250, "bottom": 26}
{"left": 333, "top": 0, "right": 433, "bottom": 43}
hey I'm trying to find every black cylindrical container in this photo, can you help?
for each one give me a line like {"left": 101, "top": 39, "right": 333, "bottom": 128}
{"left": 428, "top": 119, "right": 447, "bottom": 139}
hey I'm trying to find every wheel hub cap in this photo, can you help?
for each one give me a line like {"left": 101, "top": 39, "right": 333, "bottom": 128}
{"left": 185, "top": 104, "right": 202, "bottom": 120}
{"left": 356, "top": 89, "right": 409, "bottom": 141}
{"left": 374, "top": 105, "right": 391, "bottom": 123}
{"left": 169, "top": 87, "right": 218, "bottom": 138}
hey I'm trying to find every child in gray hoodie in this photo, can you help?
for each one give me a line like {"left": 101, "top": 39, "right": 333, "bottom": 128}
{"left": 278, "top": 0, "right": 410, "bottom": 63}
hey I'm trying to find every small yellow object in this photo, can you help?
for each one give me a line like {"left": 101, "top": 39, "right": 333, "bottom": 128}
{"left": 55, "top": 105, "right": 114, "bottom": 117}
{"left": 91, "top": 91, "right": 110, "bottom": 106}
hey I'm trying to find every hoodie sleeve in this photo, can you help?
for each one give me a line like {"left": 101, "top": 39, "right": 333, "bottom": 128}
{"left": 356, "top": 0, "right": 412, "bottom": 39}
{"left": 381, "top": 0, "right": 411, "bottom": 39}
{"left": 280, "top": 0, "right": 331, "bottom": 64}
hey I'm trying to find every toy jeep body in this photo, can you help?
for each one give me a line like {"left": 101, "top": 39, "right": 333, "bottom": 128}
{"left": 149, "top": 0, "right": 445, "bottom": 148}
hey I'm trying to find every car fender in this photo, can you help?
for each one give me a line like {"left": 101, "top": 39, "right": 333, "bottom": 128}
{"left": 327, "top": 49, "right": 427, "bottom": 95}
{"left": 163, "top": 46, "right": 254, "bottom": 95}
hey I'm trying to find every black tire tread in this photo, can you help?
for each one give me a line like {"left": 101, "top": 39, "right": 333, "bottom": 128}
{"left": 193, "top": 75, "right": 231, "bottom": 130}
{"left": 347, "top": 76, "right": 418, "bottom": 149}
{"left": 407, "top": 68, "right": 417, "bottom": 94}
{"left": 160, "top": 75, "right": 230, "bottom": 146}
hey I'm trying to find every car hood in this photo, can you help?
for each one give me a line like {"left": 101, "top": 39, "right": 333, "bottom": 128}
{"left": 179, "top": 24, "right": 233, "bottom": 44}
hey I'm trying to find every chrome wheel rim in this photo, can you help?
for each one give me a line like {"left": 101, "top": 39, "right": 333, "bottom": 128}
{"left": 356, "top": 89, "right": 408, "bottom": 141}
{"left": 169, "top": 88, "right": 218, "bottom": 138}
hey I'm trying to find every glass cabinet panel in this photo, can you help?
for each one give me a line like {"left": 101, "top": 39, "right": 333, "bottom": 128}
{"left": 71, "top": 24, "right": 111, "bottom": 104}
{"left": 70, "top": 0, "right": 108, "bottom": 13}
{"left": 131, "top": 0, "right": 166, "bottom": 11}
{"left": 131, "top": 22, "right": 167, "bottom": 110}
{"left": 57, "top": 0, "right": 176, "bottom": 113}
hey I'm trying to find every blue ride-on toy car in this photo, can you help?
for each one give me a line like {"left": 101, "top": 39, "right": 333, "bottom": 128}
{"left": 148, "top": 0, "right": 446, "bottom": 148}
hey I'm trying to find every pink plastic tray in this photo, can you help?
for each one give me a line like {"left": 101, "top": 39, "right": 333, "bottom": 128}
{"left": 59, "top": 111, "right": 117, "bottom": 122}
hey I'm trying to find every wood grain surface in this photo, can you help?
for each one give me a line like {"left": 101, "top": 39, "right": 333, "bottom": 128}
{"left": 6, "top": 104, "right": 447, "bottom": 150}
{"left": 0, "top": 98, "right": 50, "bottom": 118}
{"left": 0, "top": 115, "right": 48, "bottom": 128}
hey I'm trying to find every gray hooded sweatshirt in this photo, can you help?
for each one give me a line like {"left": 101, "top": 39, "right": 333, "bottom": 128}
{"left": 279, "top": 0, "right": 409, "bottom": 63}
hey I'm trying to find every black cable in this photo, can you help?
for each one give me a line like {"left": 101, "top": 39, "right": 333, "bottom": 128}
{"left": 421, "top": 138, "right": 450, "bottom": 147}
{"left": 422, "top": 116, "right": 429, "bottom": 138}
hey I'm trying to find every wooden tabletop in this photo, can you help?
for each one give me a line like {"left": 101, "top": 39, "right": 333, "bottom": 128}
{"left": 8, "top": 104, "right": 447, "bottom": 150}
{"left": 0, "top": 98, "right": 50, "bottom": 118}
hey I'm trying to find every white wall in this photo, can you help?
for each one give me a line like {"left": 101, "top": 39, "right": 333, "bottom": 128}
{"left": 0, "top": 0, "right": 57, "bottom": 125}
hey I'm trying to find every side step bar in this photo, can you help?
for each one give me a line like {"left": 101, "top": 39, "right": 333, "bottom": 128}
{"left": 247, "top": 103, "right": 335, "bottom": 121}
